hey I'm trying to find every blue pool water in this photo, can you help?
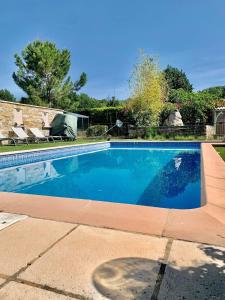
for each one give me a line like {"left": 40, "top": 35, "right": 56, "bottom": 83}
{"left": 0, "top": 142, "right": 201, "bottom": 209}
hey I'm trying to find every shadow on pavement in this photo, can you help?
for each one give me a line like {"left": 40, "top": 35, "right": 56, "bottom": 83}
{"left": 92, "top": 245, "right": 225, "bottom": 299}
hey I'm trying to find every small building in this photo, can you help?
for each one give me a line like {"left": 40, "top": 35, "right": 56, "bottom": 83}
{"left": 213, "top": 101, "right": 225, "bottom": 137}
{"left": 66, "top": 112, "right": 89, "bottom": 132}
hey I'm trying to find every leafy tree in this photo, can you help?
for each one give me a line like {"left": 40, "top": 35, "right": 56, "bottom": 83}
{"left": 127, "top": 52, "right": 168, "bottom": 126}
{"left": 106, "top": 96, "right": 121, "bottom": 107}
{"left": 76, "top": 93, "right": 108, "bottom": 109}
{"left": 167, "top": 89, "right": 215, "bottom": 124}
{"left": 168, "top": 88, "right": 189, "bottom": 104}
{"left": 202, "top": 86, "right": 225, "bottom": 99}
{"left": 164, "top": 65, "right": 193, "bottom": 92}
{"left": 180, "top": 91, "right": 215, "bottom": 124}
{"left": 13, "top": 40, "right": 86, "bottom": 108}
{"left": 0, "top": 89, "right": 16, "bottom": 102}
{"left": 73, "top": 93, "right": 124, "bottom": 110}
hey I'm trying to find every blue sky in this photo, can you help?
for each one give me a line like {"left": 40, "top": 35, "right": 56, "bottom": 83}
{"left": 0, "top": 0, "right": 225, "bottom": 100}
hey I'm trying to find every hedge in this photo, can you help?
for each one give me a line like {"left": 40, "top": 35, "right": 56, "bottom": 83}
{"left": 76, "top": 106, "right": 132, "bottom": 125}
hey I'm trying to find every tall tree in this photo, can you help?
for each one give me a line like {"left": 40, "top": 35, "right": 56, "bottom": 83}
{"left": 13, "top": 40, "right": 87, "bottom": 108}
{"left": 164, "top": 65, "right": 193, "bottom": 92}
{"left": 127, "top": 52, "right": 168, "bottom": 126}
{"left": 0, "top": 89, "right": 16, "bottom": 102}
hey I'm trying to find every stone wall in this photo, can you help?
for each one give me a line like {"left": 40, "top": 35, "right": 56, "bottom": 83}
{"left": 0, "top": 100, "right": 63, "bottom": 138}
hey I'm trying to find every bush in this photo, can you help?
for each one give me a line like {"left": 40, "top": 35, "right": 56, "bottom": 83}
{"left": 144, "top": 127, "right": 158, "bottom": 138}
{"left": 86, "top": 125, "right": 108, "bottom": 137}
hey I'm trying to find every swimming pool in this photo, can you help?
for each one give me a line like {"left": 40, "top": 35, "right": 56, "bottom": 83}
{"left": 0, "top": 142, "right": 201, "bottom": 209}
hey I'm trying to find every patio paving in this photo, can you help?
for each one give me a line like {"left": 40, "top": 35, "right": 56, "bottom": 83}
{"left": 0, "top": 218, "right": 75, "bottom": 275}
{"left": 0, "top": 282, "right": 77, "bottom": 299}
{"left": 158, "top": 240, "right": 225, "bottom": 299}
{"left": 19, "top": 225, "right": 167, "bottom": 299}
{"left": 0, "top": 216, "right": 224, "bottom": 299}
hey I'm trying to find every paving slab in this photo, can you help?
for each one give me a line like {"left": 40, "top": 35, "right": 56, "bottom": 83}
{"left": 0, "top": 282, "right": 77, "bottom": 300}
{"left": 20, "top": 225, "right": 168, "bottom": 300}
{"left": 0, "top": 218, "right": 75, "bottom": 276}
{"left": 0, "top": 212, "right": 27, "bottom": 231}
{"left": 158, "top": 240, "right": 225, "bottom": 299}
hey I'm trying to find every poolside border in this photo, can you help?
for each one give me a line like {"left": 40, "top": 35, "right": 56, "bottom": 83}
{"left": 0, "top": 141, "right": 225, "bottom": 247}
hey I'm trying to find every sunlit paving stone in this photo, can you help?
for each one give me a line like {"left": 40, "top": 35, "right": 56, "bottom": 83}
{"left": 0, "top": 282, "right": 78, "bottom": 300}
{"left": 19, "top": 225, "right": 167, "bottom": 299}
{"left": 158, "top": 240, "right": 225, "bottom": 299}
{"left": 0, "top": 218, "right": 75, "bottom": 276}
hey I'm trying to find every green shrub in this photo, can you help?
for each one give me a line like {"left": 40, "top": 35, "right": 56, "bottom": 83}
{"left": 86, "top": 125, "right": 108, "bottom": 137}
{"left": 143, "top": 127, "right": 158, "bottom": 138}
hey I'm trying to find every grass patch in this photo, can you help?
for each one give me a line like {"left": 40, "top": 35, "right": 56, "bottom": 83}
{"left": 214, "top": 146, "right": 225, "bottom": 161}
{"left": 0, "top": 138, "right": 107, "bottom": 153}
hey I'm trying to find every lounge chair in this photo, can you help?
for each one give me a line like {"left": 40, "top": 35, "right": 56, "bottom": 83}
{"left": 29, "top": 128, "right": 49, "bottom": 143}
{"left": 29, "top": 128, "right": 63, "bottom": 143}
{"left": 0, "top": 131, "right": 17, "bottom": 145}
{"left": 12, "top": 127, "right": 29, "bottom": 145}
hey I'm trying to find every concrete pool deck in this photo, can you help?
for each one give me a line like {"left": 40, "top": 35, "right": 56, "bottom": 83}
{"left": 0, "top": 216, "right": 224, "bottom": 299}
{"left": 0, "top": 142, "right": 224, "bottom": 248}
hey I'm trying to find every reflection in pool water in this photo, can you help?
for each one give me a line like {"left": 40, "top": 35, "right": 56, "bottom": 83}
{"left": 0, "top": 148, "right": 200, "bottom": 209}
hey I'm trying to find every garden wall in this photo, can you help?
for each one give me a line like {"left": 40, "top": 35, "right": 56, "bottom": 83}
{"left": 0, "top": 100, "right": 63, "bottom": 137}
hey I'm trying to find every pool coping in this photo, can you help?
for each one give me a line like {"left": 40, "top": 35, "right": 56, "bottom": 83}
{"left": 0, "top": 141, "right": 108, "bottom": 156}
{"left": 0, "top": 139, "right": 208, "bottom": 157}
{"left": 0, "top": 141, "right": 225, "bottom": 247}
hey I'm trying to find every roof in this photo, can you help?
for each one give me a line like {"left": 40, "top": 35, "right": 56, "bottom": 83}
{"left": 66, "top": 112, "right": 89, "bottom": 119}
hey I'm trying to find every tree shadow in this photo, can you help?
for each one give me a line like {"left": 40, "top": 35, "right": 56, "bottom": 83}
{"left": 160, "top": 245, "right": 225, "bottom": 300}
{"left": 92, "top": 245, "right": 225, "bottom": 300}
{"left": 92, "top": 257, "right": 160, "bottom": 300}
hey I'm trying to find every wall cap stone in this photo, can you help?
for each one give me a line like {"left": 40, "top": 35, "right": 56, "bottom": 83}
{"left": 0, "top": 99, "right": 64, "bottom": 112}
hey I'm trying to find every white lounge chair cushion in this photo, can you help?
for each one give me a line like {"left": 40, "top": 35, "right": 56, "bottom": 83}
{"left": 30, "top": 128, "right": 46, "bottom": 139}
{"left": 12, "top": 127, "right": 29, "bottom": 139}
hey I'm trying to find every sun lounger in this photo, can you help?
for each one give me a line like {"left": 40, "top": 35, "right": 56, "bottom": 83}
{"left": 29, "top": 128, "right": 49, "bottom": 143}
{"left": 11, "top": 127, "right": 29, "bottom": 145}
{"left": 29, "top": 128, "right": 63, "bottom": 143}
